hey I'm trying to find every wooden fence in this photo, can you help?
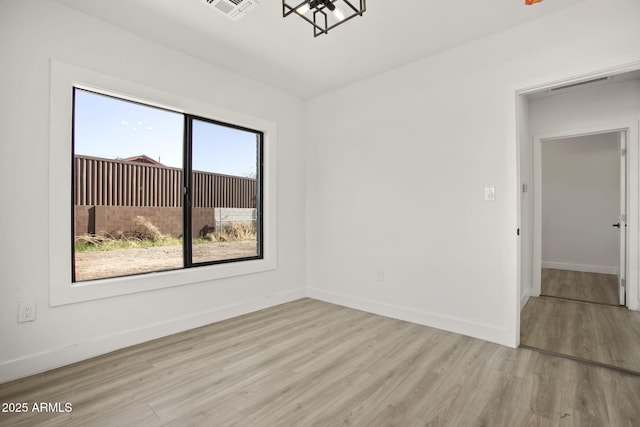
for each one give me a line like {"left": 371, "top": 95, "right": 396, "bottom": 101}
{"left": 74, "top": 155, "right": 256, "bottom": 208}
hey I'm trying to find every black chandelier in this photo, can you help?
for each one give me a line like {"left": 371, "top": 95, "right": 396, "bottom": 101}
{"left": 282, "top": 0, "right": 366, "bottom": 37}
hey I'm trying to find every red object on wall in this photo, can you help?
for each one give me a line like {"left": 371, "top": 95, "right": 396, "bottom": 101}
{"left": 525, "top": 0, "right": 543, "bottom": 4}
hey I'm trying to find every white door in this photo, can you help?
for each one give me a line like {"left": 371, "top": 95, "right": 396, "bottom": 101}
{"left": 617, "top": 131, "right": 627, "bottom": 306}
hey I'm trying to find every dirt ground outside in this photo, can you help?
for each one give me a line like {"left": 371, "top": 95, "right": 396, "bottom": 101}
{"left": 75, "top": 240, "right": 258, "bottom": 281}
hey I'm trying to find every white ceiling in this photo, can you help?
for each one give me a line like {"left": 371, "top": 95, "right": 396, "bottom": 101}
{"left": 57, "top": 0, "right": 587, "bottom": 99}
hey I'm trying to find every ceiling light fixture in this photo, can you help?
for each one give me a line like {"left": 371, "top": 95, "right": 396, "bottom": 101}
{"left": 283, "top": 0, "right": 366, "bottom": 37}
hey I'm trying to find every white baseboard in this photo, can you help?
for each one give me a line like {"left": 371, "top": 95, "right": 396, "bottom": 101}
{"left": 0, "top": 288, "right": 306, "bottom": 384}
{"left": 541, "top": 261, "right": 617, "bottom": 275}
{"left": 306, "top": 288, "right": 512, "bottom": 347}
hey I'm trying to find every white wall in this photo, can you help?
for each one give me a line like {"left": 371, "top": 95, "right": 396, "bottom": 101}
{"left": 305, "top": 0, "right": 640, "bottom": 346}
{"left": 0, "top": 0, "right": 306, "bottom": 382}
{"left": 541, "top": 133, "right": 620, "bottom": 274}
{"left": 529, "top": 80, "right": 640, "bottom": 134}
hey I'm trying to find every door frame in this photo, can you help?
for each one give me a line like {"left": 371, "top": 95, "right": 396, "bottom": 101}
{"left": 531, "top": 126, "right": 634, "bottom": 302}
{"left": 511, "top": 57, "right": 640, "bottom": 347}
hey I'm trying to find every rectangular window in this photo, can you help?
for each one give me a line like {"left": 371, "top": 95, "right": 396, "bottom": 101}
{"left": 189, "top": 118, "right": 262, "bottom": 265}
{"left": 73, "top": 88, "right": 262, "bottom": 282}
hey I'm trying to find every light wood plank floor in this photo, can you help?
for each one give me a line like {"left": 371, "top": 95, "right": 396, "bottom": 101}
{"left": 521, "top": 296, "right": 640, "bottom": 374}
{"left": 2, "top": 298, "right": 640, "bottom": 426}
{"left": 541, "top": 268, "right": 619, "bottom": 306}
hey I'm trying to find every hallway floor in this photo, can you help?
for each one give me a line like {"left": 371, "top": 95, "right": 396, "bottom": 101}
{"left": 541, "top": 268, "right": 619, "bottom": 306}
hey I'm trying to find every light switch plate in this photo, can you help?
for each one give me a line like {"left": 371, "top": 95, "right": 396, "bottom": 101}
{"left": 484, "top": 187, "right": 495, "bottom": 201}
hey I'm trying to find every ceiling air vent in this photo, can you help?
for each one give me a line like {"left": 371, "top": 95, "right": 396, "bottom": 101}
{"left": 201, "top": 0, "right": 260, "bottom": 21}
{"left": 549, "top": 76, "right": 610, "bottom": 92}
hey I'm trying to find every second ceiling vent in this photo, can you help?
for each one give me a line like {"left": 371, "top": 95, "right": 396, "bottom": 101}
{"left": 201, "top": 0, "right": 260, "bottom": 21}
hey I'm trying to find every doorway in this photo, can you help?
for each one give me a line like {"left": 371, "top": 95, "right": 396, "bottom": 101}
{"left": 521, "top": 125, "right": 640, "bottom": 373}
{"left": 539, "top": 131, "right": 625, "bottom": 307}
{"left": 516, "top": 66, "right": 640, "bottom": 373}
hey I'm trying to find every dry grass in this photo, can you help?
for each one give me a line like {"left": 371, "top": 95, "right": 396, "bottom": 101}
{"left": 75, "top": 218, "right": 256, "bottom": 252}
{"left": 134, "top": 215, "right": 164, "bottom": 241}
{"left": 201, "top": 222, "right": 256, "bottom": 243}
{"left": 75, "top": 216, "right": 175, "bottom": 252}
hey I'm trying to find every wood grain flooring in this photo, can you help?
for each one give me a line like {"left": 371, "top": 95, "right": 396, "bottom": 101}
{"left": 521, "top": 296, "right": 640, "bottom": 374}
{"left": 2, "top": 298, "right": 640, "bottom": 426}
{"left": 541, "top": 268, "right": 619, "bottom": 306}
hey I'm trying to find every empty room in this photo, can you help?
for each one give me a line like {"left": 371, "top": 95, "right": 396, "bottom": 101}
{"left": 1, "top": 0, "right": 640, "bottom": 425}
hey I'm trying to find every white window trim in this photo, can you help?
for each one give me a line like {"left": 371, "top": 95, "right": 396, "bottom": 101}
{"left": 49, "top": 60, "right": 277, "bottom": 306}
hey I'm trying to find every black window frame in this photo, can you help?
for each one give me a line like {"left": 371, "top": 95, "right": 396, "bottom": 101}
{"left": 71, "top": 87, "right": 264, "bottom": 283}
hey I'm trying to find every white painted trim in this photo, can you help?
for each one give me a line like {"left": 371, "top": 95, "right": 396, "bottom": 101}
{"left": 508, "top": 90, "right": 527, "bottom": 347}
{"left": 520, "top": 286, "right": 530, "bottom": 311}
{"left": 541, "top": 261, "right": 617, "bottom": 275}
{"left": 513, "top": 93, "right": 524, "bottom": 343}
{"left": 0, "top": 289, "right": 306, "bottom": 384}
{"left": 49, "top": 60, "right": 279, "bottom": 306}
{"left": 307, "top": 288, "right": 514, "bottom": 348}
{"left": 533, "top": 132, "right": 543, "bottom": 297}
{"left": 532, "top": 122, "right": 639, "bottom": 310}
{"left": 629, "top": 121, "right": 640, "bottom": 311}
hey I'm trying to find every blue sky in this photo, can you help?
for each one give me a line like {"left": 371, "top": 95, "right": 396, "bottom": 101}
{"left": 74, "top": 89, "right": 258, "bottom": 177}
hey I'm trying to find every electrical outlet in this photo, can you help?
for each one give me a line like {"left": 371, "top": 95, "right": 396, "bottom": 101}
{"left": 376, "top": 269, "right": 385, "bottom": 282}
{"left": 18, "top": 302, "right": 36, "bottom": 323}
